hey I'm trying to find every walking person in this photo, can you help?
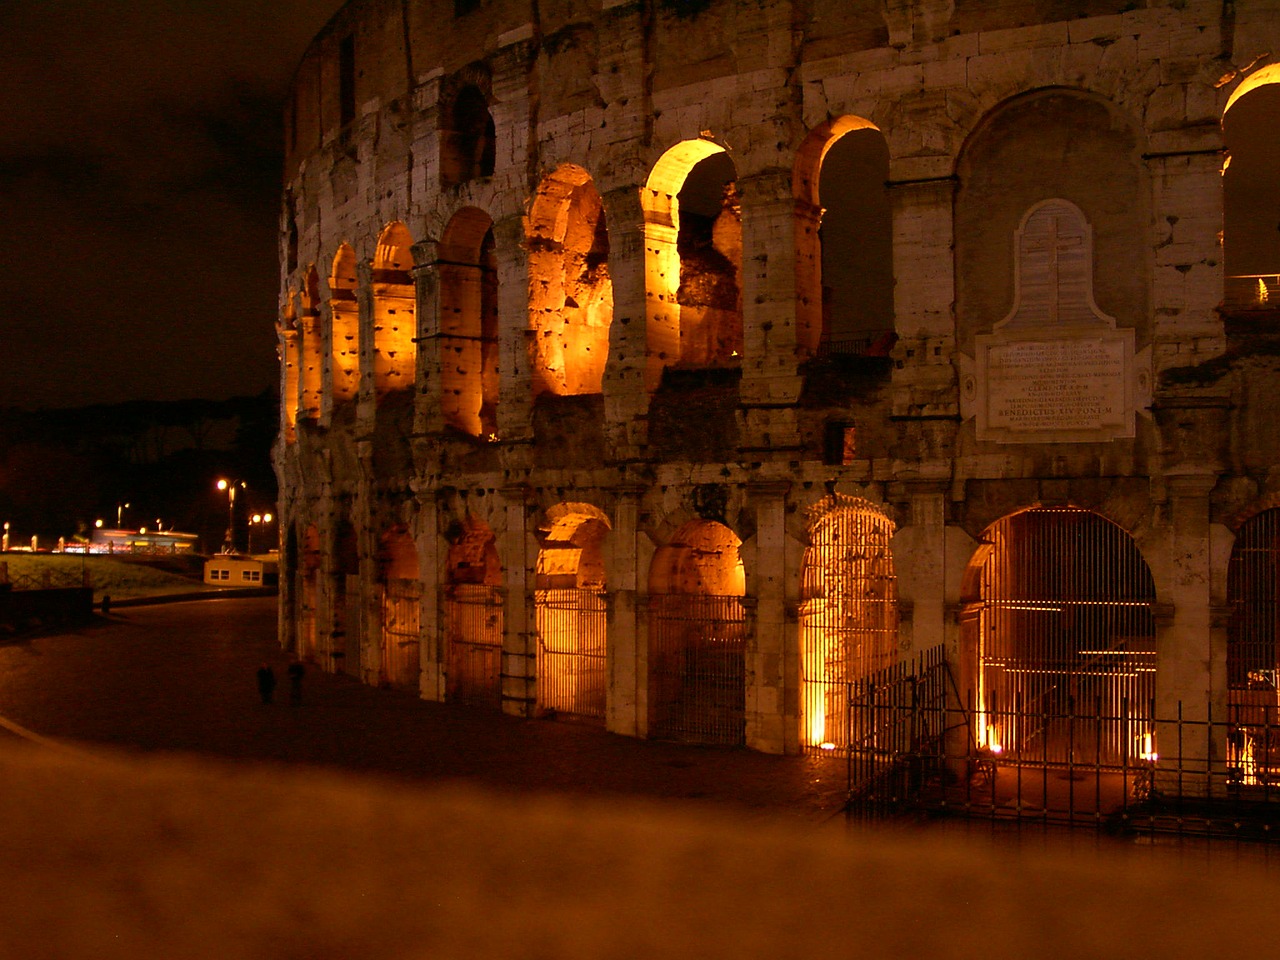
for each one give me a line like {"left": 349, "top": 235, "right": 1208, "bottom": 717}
{"left": 256, "top": 663, "right": 277, "bottom": 705}
{"left": 287, "top": 662, "right": 305, "bottom": 706}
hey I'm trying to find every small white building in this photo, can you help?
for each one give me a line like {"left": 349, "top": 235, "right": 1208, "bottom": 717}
{"left": 203, "top": 554, "right": 278, "bottom": 587}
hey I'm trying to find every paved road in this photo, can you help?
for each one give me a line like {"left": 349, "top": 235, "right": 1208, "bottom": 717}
{"left": 0, "top": 597, "right": 846, "bottom": 822}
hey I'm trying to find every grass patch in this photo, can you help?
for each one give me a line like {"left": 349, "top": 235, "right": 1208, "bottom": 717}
{"left": 0, "top": 554, "right": 217, "bottom": 603}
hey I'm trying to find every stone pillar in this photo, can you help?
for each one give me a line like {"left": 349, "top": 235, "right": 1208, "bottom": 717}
{"left": 745, "top": 480, "right": 792, "bottom": 754}
{"left": 606, "top": 485, "right": 645, "bottom": 737}
{"left": 355, "top": 259, "right": 377, "bottom": 437}
{"left": 318, "top": 298, "right": 335, "bottom": 427}
{"left": 601, "top": 187, "right": 649, "bottom": 458}
{"left": 1154, "top": 474, "right": 1224, "bottom": 797}
{"left": 738, "top": 171, "right": 803, "bottom": 452}
{"left": 414, "top": 485, "right": 444, "bottom": 701}
{"left": 494, "top": 215, "right": 533, "bottom": 443}
{"left": 500, "top": 485, "right": 534, "bottom": 717}
{"left": 890, "top": 482, "right": 949, "bottom": 660}
{"left": 354, "top": 439, "right": 381, "bottom": 684}
{"left": 410, "top": 240, "right": 444, "bottom": 435}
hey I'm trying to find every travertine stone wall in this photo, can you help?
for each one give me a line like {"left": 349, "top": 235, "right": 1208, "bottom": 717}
{"left": 276, "top": 0, "right": 1280, "bottom": 766}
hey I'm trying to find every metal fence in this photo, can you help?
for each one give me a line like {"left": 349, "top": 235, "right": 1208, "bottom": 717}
{"left": 443, "top": 583, "right": 504, "bottom": 707}
{"left": 535, "top": 588, "right": 606, "bottom": 721}
{"left": 381, "top": 577, "right": 421, "bottom": 691}
{"left": 649, "top": 593, "right": 747, "bottom": 746}
{"left": 833, "top": 649, "right": 1280, "bottom": 839}
{"left": 0, "top": 567, "right": 87, "bottom": 591}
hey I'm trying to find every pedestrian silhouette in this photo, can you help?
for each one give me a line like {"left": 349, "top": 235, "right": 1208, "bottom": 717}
{"left": 101, "top": 594, "right": 111, "bottom": 616}
{"left": 257, "top": 664, "right": 277, "bottom": 705}
{"left": 288, "top": 662, "right": 305, "bottom": 706}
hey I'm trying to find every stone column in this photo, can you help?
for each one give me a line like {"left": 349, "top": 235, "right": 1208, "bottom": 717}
{"left": 354, "top": 439, "right": 381, "bottom": 684}
{"left": 500, "top": 485, "right": 534, "bottom": 717}
{"left": 494, "top": 215, "right": 533, "bottom": 443}
{"left": 1154, "top": 473, "right": 1223, "bottom": 797}
{"left": 738, "top": 171, "right": 803, "bottom": 453}
{"left": 410, "top": 240, "right": 444, "bottom": 435}
{"left": 601, "top": 187, "right": 649, "bottom": 458}
{"left": 745, "top": 480, "right": 792, "bottom": 754}
{"left": 890, "top": 482, "right": 949, "bottom": 660}
{"left": 355, "top": 259, "right": 377, "bottom": 437}
{"left": 606, "top": 484, "right": 645, "bottom": 736}
{"left": 413, "top": 484, "right": 444, "bottom": 701}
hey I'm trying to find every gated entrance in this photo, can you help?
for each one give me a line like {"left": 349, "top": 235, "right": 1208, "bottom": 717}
{"left": 1228, "top": 507, "right": 1280, "bottom": 784}
{"left": 298, "top": 524, "right": 320, "bottom": 662}
{"left": 444, "top": 516, "right": 504, "bottom": 707}
{"left": 971, "top": 507, "right": 1156, "bottom": 767}
{"left": 379, "top": 527, "right": 421, "bottom": 691}
{"left": 799, "top": 496, "right": 898, "bottom": 751}
{"left": 648, "top": 520, "right": 747, "bottom": 746}
{"left": 534, "top": 505, "right": 611, "bottom": 721}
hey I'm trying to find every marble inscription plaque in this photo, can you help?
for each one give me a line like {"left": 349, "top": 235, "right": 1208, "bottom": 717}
{"left": 975, "top": 330, "right": 1135, "bottom": 442}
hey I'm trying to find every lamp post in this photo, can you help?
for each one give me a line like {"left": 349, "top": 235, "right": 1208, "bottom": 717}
{"left": 217, "top": 479, "right": 246, "bottom": 553}
{"left": 116, "top": 502, "right": 130, "bottom": 528}
{"left": 248, "top": 513, "right": 274, "bottom": 556}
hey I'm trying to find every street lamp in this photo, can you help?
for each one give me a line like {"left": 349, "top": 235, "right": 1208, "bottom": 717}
{"left": 217, "top": 479, "right": 246, "bottom": 553}
{"left": 248, "top": 512, "right": 275, "bottom": 555}
{"left": 117, "top": 502, "right": 131, "bottom": 527}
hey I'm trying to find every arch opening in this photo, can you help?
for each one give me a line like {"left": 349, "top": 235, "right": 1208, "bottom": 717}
{"left": 299, "top": 524, "right": 321, "bottom": 663}
{"left": 794, "top": 119, "right": 894, "bottom": 358}
{"left": 299, "top": 268, "right": 323, "bottom": 420}
{"left": 647, "top": 519, "right": 746, "bottom": 745}
{"left": 1227, "top": 508, "right": 1280, "bottom": 784}
{"left": 799, "top": 498, "right": 898, "bottom": 751}
{"left": 643, "top": 141, "right": 741, "bottom": 391}
{"left": 534, "top": 504, "right": 611, "bottom": 721}
{"left": 443, "top": 515, "right": 503, "bottom": 706}
{"left": 372, "top": 222, "right": 417, "bottom": 398}
{"left": 967, "top": 507, "right": 1157, "bottom": 767}
{"left": 441, "top": 84, "right": 495, "bottom": 187}
{"left": 1223, "top": 67, "right": 1280, "bottom": 310}
{"left": 526, "top": 165, "right": 613, "bottom": 398}
{"left": 329, "top": 244, "right": 360, "bottom": 404}
{"left": 279, "top": 294, "right": 300, "bottom": 442}
{"left": 439, "top": 208, "right": 499, "bottom": 437}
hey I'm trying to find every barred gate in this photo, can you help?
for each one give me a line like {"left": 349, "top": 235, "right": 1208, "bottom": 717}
{"left": 978, "top": 508, "right": 1156, "bottom": 767}
{"left": 1228, "top": 508, "right": 1280, "bottom": 784}
{"left": 443, "top": 584, "right": 504, "bottom": 707}
{"left": 535, "top": 588, "right": 607, "bottom": 721}
{"left": 380, "top": 577, "right": 421, "bottom": 690}
{"left": 649, "top": 594, "right": 747, "bottom": 745}
{"left": 298, "top": 571, "right": 318, "bottom": 662}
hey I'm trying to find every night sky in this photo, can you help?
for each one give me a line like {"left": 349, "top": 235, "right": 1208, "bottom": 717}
{"left": 2, "top": 2, "right": 1274, "bottom": 411}
{"left": 0, "top": 0, "right": 344, "bottom": 411}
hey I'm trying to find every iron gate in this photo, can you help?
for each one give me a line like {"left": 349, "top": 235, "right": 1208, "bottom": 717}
{"left": 298, "top": 571, "right": 318, "bottom": 662}
{"left": 535, "top": 588, "right": 607, "bottom": 720}
{"left": 1228, "top": 508, "right": 1280, "bottom": 784}
{"left": 800, "top": 501, "right": 898, "bottom": 751}
{"left": 649, "top": 593, "right": 747, "bottom": 745}
{"left": 978, "top": 508, "right": 1156, "bottom": 767}
{"left": 443, "top": 583, "right": 504, "bottom": 706}
{"left": 381, "top": 577, "right": 421, "bottom": 690}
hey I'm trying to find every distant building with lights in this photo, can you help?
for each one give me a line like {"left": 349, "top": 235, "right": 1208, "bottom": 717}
{"left": 275, "top": 0, "right": 1280, "bottom": 811}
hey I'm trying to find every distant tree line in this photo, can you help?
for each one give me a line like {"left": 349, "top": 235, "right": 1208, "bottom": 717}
{"left": 0, "top": 391, "right": 279, "bottom": 552}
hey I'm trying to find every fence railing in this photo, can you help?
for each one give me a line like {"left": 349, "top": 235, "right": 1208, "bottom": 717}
{"left": 832, "top": 648, "right": 1280, "bottom": 840}
{"left": 0, "top": 565, "right": 88, "bottom": 592}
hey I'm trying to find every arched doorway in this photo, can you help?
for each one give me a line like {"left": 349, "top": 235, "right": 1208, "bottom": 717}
{"left": 969, "top": 507, "right": 1156, "bottom": 766}
{"left": 329, "top": 244, "right": 360, "bottom": 404}
{"left": 299, "top": 267, "right": 323, "bottom": 420}
{"left": 1227, "top": 507, "right": 1280, "bottom": 784}
{"left": 372, "top": 222, "right": 416, "bottom": 397}
{"left": 534, "top": 504, "right": 610, "bottom": 721}
{"left": 439, "top": 207, "right": 499, "bottom": 437}
{"left": 1223, "top": 65, "right": 1280, "bottom": 309}
{"left": 799, "top": 497, "right": 898, "bottom": 751}
{"left": 379, "top": 526, "right": 421, "bottom": 691}
{"left": 443, "top": 515, "right": 504, "bottom": 706}
{"left": 648, "top": 520, "right": 747, "bottom": 745}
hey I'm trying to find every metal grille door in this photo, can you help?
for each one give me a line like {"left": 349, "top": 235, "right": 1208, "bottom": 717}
{"left": 1228, "top": 509, "right": 1280, "bottom": 783}
{"left": 800, "top": 503, "right": 898, "bottom": 751}
{"left": 978, "top": 508, "right": 1156, "bottom": 767}
{"left": 649, "top": 594, "right": 747, "bottom": 745}
{"left": 444, "top": 584, "right": 504, "bottom": 707}
{"left": 380, "top": 578, "right": 421, "bottom": 691}
{"left": 535, "top": 588, "right": 607, "bottom": 720}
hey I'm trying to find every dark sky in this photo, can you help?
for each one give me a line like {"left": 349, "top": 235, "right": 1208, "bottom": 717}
{"left": 0, "top": 0, "right": 345, "bottom": 410}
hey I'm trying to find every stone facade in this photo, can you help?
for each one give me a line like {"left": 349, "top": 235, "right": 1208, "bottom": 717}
{"left": 276, "top": 0, "right": 1280, "bottom": 767}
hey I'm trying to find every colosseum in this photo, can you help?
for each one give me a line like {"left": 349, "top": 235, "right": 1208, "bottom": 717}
{"left": 276, "top": 0, "right": 1280, "bottom": 808}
